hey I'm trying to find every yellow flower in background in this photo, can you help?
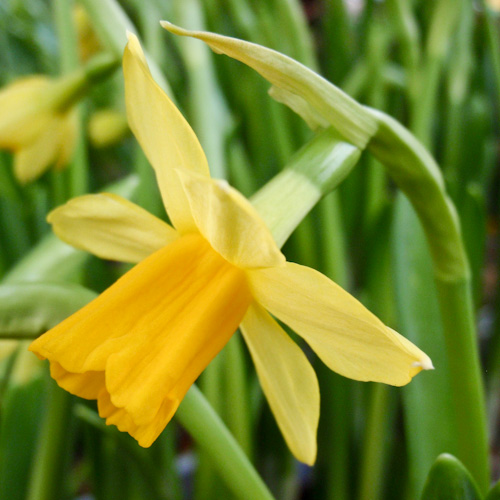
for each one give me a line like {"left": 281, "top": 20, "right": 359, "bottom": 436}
{"left": 29, "top": 34, "right": 432, "bottom": 465}
{"left": 74, "top": 4, "right": 101, "bottom": 62}
{"left": 88, "top": 109, "right": 129, "bottom": 148}
{"left": 0, "top": 76, "right": 78, "bottom": 183}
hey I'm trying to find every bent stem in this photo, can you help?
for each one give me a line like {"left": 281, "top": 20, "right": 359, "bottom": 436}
{"left": 369, "top": 111, "right": 489, "bottom": 492}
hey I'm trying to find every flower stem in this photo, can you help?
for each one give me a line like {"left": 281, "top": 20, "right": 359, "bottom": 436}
{"left": 251, "top": 127, "right": 361, "bottom": 247}
{"left": 177, "top": 385, "right": 275, "bottom": 500}
{"left": 224, "top": 333, "right": 252, "bottom": 458}
{"left": 481, "top": 0, "right": 500, "bottom": 104}
{"left": 26, "top": 379, "right": 73, "bottom": 500}
{"left": 369, "top": 2, "right": 489, "bottom": 490}
{"left": 80, "top": 0, "right": 173, "bottom": 96}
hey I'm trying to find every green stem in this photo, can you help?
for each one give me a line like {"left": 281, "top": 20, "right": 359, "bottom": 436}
{"left": 388, "top": 2, "right": 487, "bottom": 490}
{"left": 251, "top": 127, "right": 361, "bottom": 247}
{"left": 177, "top": 385, "right": 275, "bottom": 500}
{"left": 172, "top": 0, "right": 231, "bottom": 179}
{"left": 224, "top": 334, "right": 252, "bottom": 458}
{"left": 481, "top": 0, "right": 500, "bottom": 104}
{"left": 80, "top": 0, "right": 173, "bottom": 96}
{"left": 318, "top": 192, "right": 349, "bottom": 286}
{"left": 358, "top": 210, "right": 398, "bottom": 500}
{"left": 410, "top": 0, "right": 459, "bottom": 147}
{"left": 196, "top": 355, "right": 225, "bottom": 500}
{"left": 53, "top": 0, "right": 79, "bottom": 72}
{"left": 442, "top": 0, "right": 473, "bottom": 178}
{"left": 358, "top": 385, "right": 395, "bottom": 500}
{"left": 386, "top": 0, "right": 420, "bottom": 100}
{"left": 394, "top": 195, "right": 457, "bottom": 496}
{"left": 53, "top": 0, "right": 90, "bottom": 198}
{"left": 257, "top": 0, "right": 316, "bottom": 70}
{"left": 316, "top": 367, "right": 352, "bottom": 500}
{"left": 26, "top": 380, "right": 73, "bottom": 500}
{"left": 321, "top": 0, "right": 353, "bottom": 83}
{"left": 372, "top": 102, "right": 490, "bottom": 497}
{"left": 369, "top": 2, "right": 488, "bottom": 490}
{"left": 433, "top": 279, "right": 489, "bottom": 483}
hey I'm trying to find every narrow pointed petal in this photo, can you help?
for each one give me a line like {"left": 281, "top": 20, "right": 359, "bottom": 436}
{"left": 48, "top": 193, "right": 179, "bottom": 263}
{"left": 13, "top": 117, "right": 63, "bottom": 183}
{"left": 177, "top": 168, "right": 285, "bottom": 269}
{"left": 240, "top": 303, "right": 319, "bottom": 465}
{"left": 123, "top": 33, "right": 209, "bottom": 233}
{"left": 248, "top": 263, "right": 433, "bottom": 386}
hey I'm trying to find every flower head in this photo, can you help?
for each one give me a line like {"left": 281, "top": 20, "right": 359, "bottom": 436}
{"left": 0, "top": 75, "right": 79, "bottom": 183}
{"left": 29, "top": 33, "right": 432, "bottom": 465}
{"left": 0, "top": 54, "right": 118, "bottom": 183}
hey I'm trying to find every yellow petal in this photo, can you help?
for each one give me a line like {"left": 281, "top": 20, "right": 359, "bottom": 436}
{"left": 177, "top": 168, "right": 285, "bottom": 269}
{"left": 50, "top": 361, "right": 105, "bottom": 399}
{"left": 240, "top": 302, "right": 319, "bottom": 465}
{"left": 48, "top": 193, "right": 179, "bottom": 263}
{"left": 97, "top": 387, "right": 178, "bottom": 447}
{"left": 88, "top": 109, "right": 129, "bottom": 148}
{"left": 13, "top": 117, "right": 63, "bottom": 183}
{"left": 30, "top": 233, "right": 252, "bottom": 445}
{"left": 0, "top": 76, "right": 52, "bottom": 149}
{"left": 123, "top": 33, "right": 209, "bottom": 233}
{"left": 248, "top": 263, "right": 433, "bottom": 386}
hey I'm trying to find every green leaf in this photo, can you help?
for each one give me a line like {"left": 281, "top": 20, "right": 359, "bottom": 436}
{"left": 421, "top": 454, "right": 482, "bottom": 500}
{"left": 394, "top": 195, "right": 456, "bottom": 496}
{"left": 486, "top": 481, "right": 500, "bottom": 500}
{"left": 0, "top": 351, "right": 47, "bottom": 500}
{"left": 2, "top": 174, "right": 139, "bottom": 285}
{"left": 0, "top": 282, "right": 96, "bottom": 339}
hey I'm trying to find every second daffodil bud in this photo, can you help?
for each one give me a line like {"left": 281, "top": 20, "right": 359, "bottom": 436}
{"left": 88, "top": 109, "right": 129, "bottom": 148}
{"left": 0, "top": 53, "right": 119, "bottom": 183}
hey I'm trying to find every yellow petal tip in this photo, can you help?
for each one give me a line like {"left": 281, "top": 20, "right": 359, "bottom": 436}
{"left": 160, "top": 20, "right": 179, "bottom": 32}
{"left": 412, "top": 357, "right": 434, "bottom": 371}
{"left": 215, "top": 178, "right": 231, "bottom": 193}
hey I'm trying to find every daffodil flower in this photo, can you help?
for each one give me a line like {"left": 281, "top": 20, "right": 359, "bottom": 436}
{"left": 0, "top": 54, "right": 118, "bottom": 183}
{"left": 29, "top": 34, "right": 432, "bottom": 465}
{"left": 0, "top": 76, "right": 79, "bottom": 183}
{"left": 88, "top": 109, "right": 129, "bottom": 148}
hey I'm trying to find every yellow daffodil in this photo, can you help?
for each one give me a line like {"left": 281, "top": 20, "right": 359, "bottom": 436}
{"left": 29, "top": 33, "right": 432, "bottom": 465}
{"left": 88, "top": 109, "right": 129, "bottom": 148}
{"left": 0, "top": 76, "right": 79, "bottom": 183}
{"left": 0, "top": 54, "right": 118, "bottom": 183}
{"left": 74, "top": 4, "right": 101, "bottom": 62}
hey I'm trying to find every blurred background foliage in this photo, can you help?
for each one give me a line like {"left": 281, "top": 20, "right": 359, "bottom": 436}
{"left": 0, "top": 0, "right": 500, "bottom": 499}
